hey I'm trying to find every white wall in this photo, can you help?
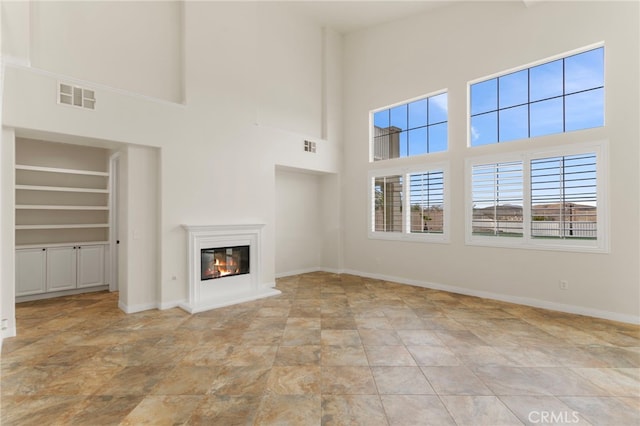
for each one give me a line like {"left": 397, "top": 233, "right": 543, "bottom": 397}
{"left": 342, "top": 1, "right": 639, "bottom": 322}
{"left": 28, "top": 1, "right": 183, "bottom": 102}
{"left": 159, "top": 2, "right": 342, "bottom": 304}
{"left": 1, "top": 1, "right": 343, "bottom": 327}
{"left": 120, "top": 145, "right": 159, "bottom": 312}
{"left": 275, "top": 168, "right": 324, "bottom": 276}
{"left": 1, "top": 1, "right": 30, "bottom": 62}
{"left": 0, "top": 128, "right": 16, "bottom": 339}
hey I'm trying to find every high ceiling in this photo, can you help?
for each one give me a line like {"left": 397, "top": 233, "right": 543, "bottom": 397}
{"left": 286, "top": 0, "right": 531, "bottom": 34}
{"left": 286, "top": 0, "right": 459, "bottom": 34}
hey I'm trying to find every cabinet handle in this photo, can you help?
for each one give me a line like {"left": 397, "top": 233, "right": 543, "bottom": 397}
{"left": 42, "top": 248, "right": 46, "bottom": 251}
{"left": 78, "top": 246, "right": 81, "bottom": 249}
{"left": 73, "top": 246, "right": 77, "bottom": 249}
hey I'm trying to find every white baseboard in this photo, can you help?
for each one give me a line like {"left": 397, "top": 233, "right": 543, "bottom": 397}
{"left": 275, "top": 267, "right": 342, "bottom": 278}
{"left": 1, "top": 326, "right": 16, "bottom": 339}
{"left": 158, "top": 300, "right": 185, "bottom": 310}
{"left": 178, "top": 288, "right": 281, "bottom": 314}
{"left": 275, "top": 267, "right": 323, "bottom": 278}
{"left": 341, "top": 268, "right": 640, "bottom": 325}
{"left": 118, "top": 300, "right": 158, "bottom": 314}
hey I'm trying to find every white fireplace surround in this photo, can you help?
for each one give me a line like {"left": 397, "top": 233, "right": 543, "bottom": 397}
{"left": 180, "top": 224, "right": 281, "bottom": 314}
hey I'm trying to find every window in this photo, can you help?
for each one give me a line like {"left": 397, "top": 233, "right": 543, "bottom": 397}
{"left": 466, "top": 142, "right": 607, "bottom": 252}
{"left": 409, "top": 171, "right": 444, "bottom": 234}
{"left": 372, "top": 92, "right": 448, "bottom": 161}
{"left": 470, "top": 46, "right": 604, "bottom": 146}
{"left": 374, "top": 175, "right": 403, "bottom": 232}
{"left": 370, "top": 165, "right": 448, "bottom": 241}
{"left": 531, "top": 153, "right": 597, "bottom": 240}
{"left": 472, "top": 161, "right": 524, "bottom": 237}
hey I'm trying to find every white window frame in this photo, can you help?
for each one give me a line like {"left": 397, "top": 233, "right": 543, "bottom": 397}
{"left": 369, "top": 162, "right": 450, "bottom": 243}
{"left": 465, "top": 140, "right": 608, "bottom": 253}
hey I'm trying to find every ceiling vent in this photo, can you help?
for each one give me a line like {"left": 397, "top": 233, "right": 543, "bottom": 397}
{"left": 58, "top": 83, "right": 96, "bottom": 110}
{"left": 304, "top": 140, "right": 316, "bottom": 153}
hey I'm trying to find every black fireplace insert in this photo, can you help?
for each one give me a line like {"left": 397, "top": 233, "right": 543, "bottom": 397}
{"left": 201, "top": 245, "right": 250, "bottom": 280}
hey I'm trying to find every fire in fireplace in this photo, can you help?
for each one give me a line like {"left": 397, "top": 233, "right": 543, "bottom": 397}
{"left": 201, "top": 246, "right": 250, "bottom": 280}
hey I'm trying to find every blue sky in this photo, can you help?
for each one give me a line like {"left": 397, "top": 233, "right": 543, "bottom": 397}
{"left": 471, "top": 47, "right": 604, "bottom": 146}
{"left": 373, "top": 92, "right": 448, "bottom": 156}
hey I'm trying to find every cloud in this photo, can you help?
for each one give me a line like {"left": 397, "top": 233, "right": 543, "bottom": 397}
{"left": 430, "top": 93, "right": 448, "bottom": 112}
{"left": 471, "top": 125, "right": 480, "bottom": 141}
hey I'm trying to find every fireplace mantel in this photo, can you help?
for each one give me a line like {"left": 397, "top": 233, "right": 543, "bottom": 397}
{"left": 180, "top": 224, "right": 280, "bottom": 313}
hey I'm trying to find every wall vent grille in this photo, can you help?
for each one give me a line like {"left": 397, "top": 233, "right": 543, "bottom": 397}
{"left": 304, "top": 140, "right": 316, "bottom": 153}
{"left": 59, "top": 83, "right": 96, "bottom": 110}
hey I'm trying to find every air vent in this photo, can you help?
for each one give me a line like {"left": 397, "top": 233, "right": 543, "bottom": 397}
{"left": 304, "top": 140, "right": 316, "bottom": 153}
{"left": 58, "top": 83, "right": 96, "bottom": 110}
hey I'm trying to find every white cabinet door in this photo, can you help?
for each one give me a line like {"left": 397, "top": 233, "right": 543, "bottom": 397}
{"left": 77, "top": 245, "right": 105, "bottom": 288}
{"left": 16, "top": 248, "right": 47, "bottom": 296}
{"left": 47, "top": 246, "right": 77, "bottom": 291}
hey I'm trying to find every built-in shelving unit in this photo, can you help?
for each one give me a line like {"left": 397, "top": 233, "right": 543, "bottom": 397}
{"left": 15, "top": 138, "right": 112, "bottom": 301}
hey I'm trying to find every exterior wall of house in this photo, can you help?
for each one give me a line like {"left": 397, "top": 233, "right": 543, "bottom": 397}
{"left": 342, "top": 1, "right": 639, "bottom": 321}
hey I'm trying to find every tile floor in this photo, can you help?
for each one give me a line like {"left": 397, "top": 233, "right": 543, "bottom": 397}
{"left": 1, "top": 272, "right": 639, "bottom": 425}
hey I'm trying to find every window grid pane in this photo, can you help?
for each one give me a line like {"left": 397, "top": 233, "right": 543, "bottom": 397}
{"left": 374, "top": 175, "right": 403, "bottom": 232}
{"left": 531, "top": 153, "right": 597, "bottom": 239}
{"left": 409, "top": 171, "right": 444, "bottom": 234}
{"left": 472, "top": 161, "right": 524, "bottom": 237}
{"left": 373, "top": 93, "right": 448, "bottom": 161}
{"left": 470, "top": 47, "right": 604, "bottom": 146}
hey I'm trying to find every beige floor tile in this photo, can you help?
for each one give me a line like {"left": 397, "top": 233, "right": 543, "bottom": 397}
{"left": 321, "top": 345, "right": 369, "bottom": 366}
{"left": 421, "top": 366, "right": 493, "bottom": 396}
{"left": 500, "top": 395, "right": 593, "bottom": 425}
{"left": 1, "top": 395, "right": 86, "bottom": 426}
{"left": 321, "top": 330, "right": 362, "bottom": 346}
{"left": 2, "top": 274, "right": 639, "bottom": 425}
{"left": 322, "top": 317, "right": 357, "bottom": 330}
{"left": 396, "top": 329, "right": 443, "bottom": 346}
{"left": 359, "top": 329, "right": 403, "bottom": 345}
{"left": 207, "top": 365, "right": 271, "bottom": 396}
{"left": 282, "top": 327, "right": 322, "bottom": 346}
{"left": 406, "top": 345, "right": 461, "bottom": 366}
{"left": 365, "top": 345, "right": 417, "bottom": 366}
{"left": 185, "top": 395, "right": 260, "bottom": 425}
{"left": 321, "top": 366, "right": 377, "bottom": 394}
{"left": 372, "top": 366, "right": 434, "bottom": 394}
{"left": 151, "top": 365, "right": 224, "bottom": 395}
{"left": 120, "top": 395, "right": 203, "bottom": 425}
{"left": 440, "top": 395, "right": 524, "bottom": 425}
{"left": 322, "top": 394, "right": 388, "bottom": 425}
{"left": 380, "top": 395, "right": 455, "bottom": 425}
{"left": 265, "top": 365, "right": 321, "bottom": 395}
{"left": 473, "top": 366, "right": 609, "bottom": 396}
{"left": 274, "top": 345, "right": 321, "bottom": 366}
{"left": 558, "top": 396, "right": 640, "bottom": 425}
{"left": 570, "top": 367, "right": 640, "bottom": 396}
{"left": 254, "top": 393, "right": 321, "bottom": 425}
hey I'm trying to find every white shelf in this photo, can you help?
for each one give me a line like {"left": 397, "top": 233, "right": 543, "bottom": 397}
{"left": 15, "top": 164, "right": 109, "bottom": 177}
{"left": 16, "top": 205, "right": 109, "bottom": 210}
{"left": 16, "top": 224, "right": 109, "bottom": 230}
{"left": 17, "top": 241, "right": 109, "bottom": 249}
{"left": 16, "top": 185, "right": 109, "bottom": 194}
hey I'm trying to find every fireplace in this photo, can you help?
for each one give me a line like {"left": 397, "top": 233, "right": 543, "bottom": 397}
{"left": 201, "top": 245, "right": 250, "bottom": 280}
{"left": 181, "top": 224, "right": 281, "bottom": 314}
